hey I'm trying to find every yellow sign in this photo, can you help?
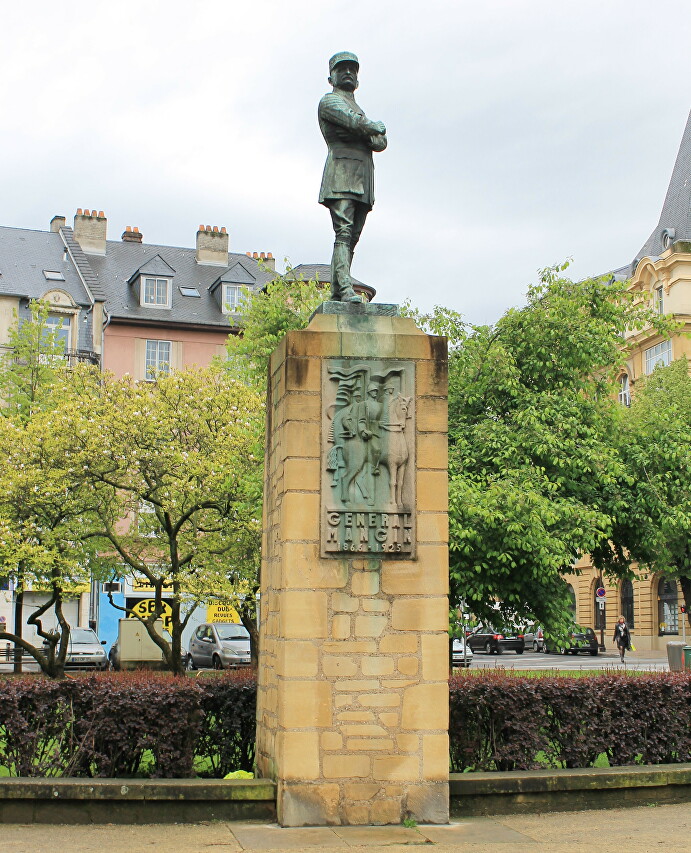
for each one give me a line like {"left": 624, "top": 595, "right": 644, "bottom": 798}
{"left": 131, "top": 576, "right": 173, "bottom": 593}
{"left": 206, "top": 602, "right": 241, "bottom": 624}
{"left": 128, "top": 599, "right": 173, "bottom": 632}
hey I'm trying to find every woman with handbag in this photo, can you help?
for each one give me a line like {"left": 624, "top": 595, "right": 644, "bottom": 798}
{"left": 613, "top": 615, "right": 631, "bottom": 663}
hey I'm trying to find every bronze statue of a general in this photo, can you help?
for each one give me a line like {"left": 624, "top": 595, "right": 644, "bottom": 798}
{"left": 318, "top": 51, "right": 387, "bottom": 302}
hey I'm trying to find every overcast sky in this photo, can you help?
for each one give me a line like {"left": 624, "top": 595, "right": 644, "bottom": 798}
{"left": 2, "top": 0, "right": 690, "bottom": 324}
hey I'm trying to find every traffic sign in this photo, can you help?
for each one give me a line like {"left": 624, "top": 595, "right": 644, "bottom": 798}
{"left": 597, "top": 599, "right": 606, "bottom": 610}
{"left": 596, "top": 587, "right": 606, "bottom": 599}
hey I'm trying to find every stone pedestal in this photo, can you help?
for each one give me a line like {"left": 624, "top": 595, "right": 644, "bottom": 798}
{"left": 255, "top": 303, "right": 449, "bottom": 826}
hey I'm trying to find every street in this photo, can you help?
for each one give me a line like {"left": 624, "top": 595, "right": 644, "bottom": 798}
{"left": 468, "top": 649, "right": 669, "bottom": 672}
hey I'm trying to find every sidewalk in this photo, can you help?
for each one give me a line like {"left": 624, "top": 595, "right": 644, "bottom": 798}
{"left": 1, "top": 802, "right": 688, "bottom": 853}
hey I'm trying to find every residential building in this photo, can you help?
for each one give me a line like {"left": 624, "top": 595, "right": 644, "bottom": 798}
{"left": 565, "top": 109, "right": 691, "bottom": 650}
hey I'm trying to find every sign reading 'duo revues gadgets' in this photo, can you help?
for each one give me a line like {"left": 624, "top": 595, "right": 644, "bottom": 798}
{"left": 321, "top": 358, "right": 416, "bottom": 558}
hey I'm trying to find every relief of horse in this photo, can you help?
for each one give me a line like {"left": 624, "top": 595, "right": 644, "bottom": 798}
{"left": 380, "top": 395, "right": 412, "bottom": 508}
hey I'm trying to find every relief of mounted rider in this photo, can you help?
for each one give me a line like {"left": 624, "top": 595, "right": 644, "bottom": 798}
{"left": 326, "top": 365, "right": 412, "bottom": 510}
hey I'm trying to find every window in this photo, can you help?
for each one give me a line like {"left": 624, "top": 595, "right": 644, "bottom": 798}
{"left": 179, "top": 286, "right": 200, "bottom": 298}
{"left": 618, "top": 374, "right": 631, "bottom": 407}
{"left": 658, "top": 578, "right": 678, "bottom": 635}
{"left": 43, "top": 270, "right": 65, "bottom": 281}
{"left": 655, "top": 286, "right": 664, "bottom": 314}
{"left": 145, "top": 340, "right": 171, "bottom": 379}
{"left": 137, "top": 500, "right": 158, "bottom": 536}
{"left": 45, "top": 314, "right": 71, "bottom": 352}
{"left": 142, "top": 277, "right": 171, "bottom": 308}
{"left": 644, "top": 340, "right": 672, "bottom": 374}
{"left": 567, "top": 584, "right": 577, "bottom": 619}
{"left": 222, "top": 284, "right": 247, "bottom": 314}
{"left": 621, "top": 579, "right": 634, "bottom": 628}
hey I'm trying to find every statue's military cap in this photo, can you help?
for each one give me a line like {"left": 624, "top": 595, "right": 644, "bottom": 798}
{"left": 329, "top": 51, "right": 359, "bottom": 74}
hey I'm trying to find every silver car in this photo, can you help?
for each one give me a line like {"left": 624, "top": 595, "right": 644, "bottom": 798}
{"left": 522, "top": 623, "right": 545, "bottom": 652}
{"left": 452, "top": 637, "right": 474, "bottom": 668}
{"left": 188, "top": 622, "right": 251, "bottom": 670}
{"left": 64, "top": 627, "right": 109, "bottom": 671}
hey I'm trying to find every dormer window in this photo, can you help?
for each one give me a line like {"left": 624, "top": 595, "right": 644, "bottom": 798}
{"left": 128, "top": 255, "right": 176, "bottom": 308}
{"left": 142, "top": 276, "right": 171, "bottom": 308}
{"left": 210, "top": 260, "right": 256, "bottom": 316}
{"left": 223, "top": 284, "right": 248, "bottom": 314}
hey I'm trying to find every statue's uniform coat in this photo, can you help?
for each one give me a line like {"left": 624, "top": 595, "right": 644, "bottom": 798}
{"left": 318, "top": 92, "right": 387, "bottom": 209}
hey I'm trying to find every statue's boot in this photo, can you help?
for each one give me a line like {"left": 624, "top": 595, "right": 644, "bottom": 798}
{"left": 331, "top": 241, "right": 361, "bottom": 303}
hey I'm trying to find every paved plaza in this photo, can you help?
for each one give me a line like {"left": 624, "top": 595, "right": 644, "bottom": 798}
{"left": 0, "top": 802, "right": 687, "bottom": 852}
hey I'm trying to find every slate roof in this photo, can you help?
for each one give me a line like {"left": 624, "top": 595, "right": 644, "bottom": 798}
{"left": 83, "top": 236, "right": 275, "bottom": 329}
{"left": 629, "top": 109, "right": 691, "bottom": 271}
{"left": 0, "top": 226, "right": 93, "bottom": 305}
{"left": 286, "top": 263, "right": 375, "bottom": 299}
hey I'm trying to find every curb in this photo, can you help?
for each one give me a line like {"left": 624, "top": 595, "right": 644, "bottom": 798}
{"left": 450, "top": 764, "right": 691, "bottom": 816}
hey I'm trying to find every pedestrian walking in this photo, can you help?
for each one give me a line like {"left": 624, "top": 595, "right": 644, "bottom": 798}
{"left": 613, "top": 615, "right": 631, "bottom": 663}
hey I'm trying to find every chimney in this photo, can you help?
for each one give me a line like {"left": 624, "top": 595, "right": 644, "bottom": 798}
{"left": 73, "top": 209, "right": 107, "bottom": 255}
{"left": 121, "top": 226, "right": 143, "bottom": 244}
{"left": 50, "top": 215, "right": 66, "bottom": 232}
{"left": 196, "top": 225, "right": 229, "bottom": 266}
{"left": 248, "top": 250, "right": 276, "bottom": 271}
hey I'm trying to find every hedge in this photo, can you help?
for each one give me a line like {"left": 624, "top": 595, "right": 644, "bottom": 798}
{"left": 449, "top": 671, "right": 691, "bottom": 771}
{"left": 1, "top": 670, "right": 690, "bottom": 777}
{"left": 0, "top": 671, "right": 256, "bottom": 778}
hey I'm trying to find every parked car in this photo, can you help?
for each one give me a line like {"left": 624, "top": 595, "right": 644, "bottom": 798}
{"left": 60, "top": 628, "right": 109, "bottom": 671}
{"left": 187, "top": 622, "right": 251, "bottom": 670}
{"left": 544, "top": 626, "right": 599, "bottom": 656}
{"left": 451, "top": 637, "right": 474, "bottom": 668}
{"left": 467, "top": 625, "right": 525, "bottom": 655}
{"left": 522, "top": 623, "right": 545, "bottom": 652}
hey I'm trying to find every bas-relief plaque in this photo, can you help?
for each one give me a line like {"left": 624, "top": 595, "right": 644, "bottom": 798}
{"left": 321, "top": 359, "right": 415, "bottom": 559}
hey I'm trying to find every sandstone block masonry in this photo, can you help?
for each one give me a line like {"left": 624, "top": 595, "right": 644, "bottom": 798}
{"left": 255, "top": 306, "right": 449, "bottom": 827}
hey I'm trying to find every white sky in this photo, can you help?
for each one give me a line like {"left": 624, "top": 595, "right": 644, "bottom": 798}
{"left": 2, "top": 0, "right": 690, "bottom": 324}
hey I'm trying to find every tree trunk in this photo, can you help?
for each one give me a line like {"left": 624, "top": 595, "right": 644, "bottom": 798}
{"left": 13, "top": 586, "right": 23, "bottom": 674}
{"left": 239, "top": 587, "right": 260, "bottom": 668}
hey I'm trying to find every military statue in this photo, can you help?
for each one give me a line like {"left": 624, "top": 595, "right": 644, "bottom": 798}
{"left": 318, "top": 51, "right": 387, "bottom": 302}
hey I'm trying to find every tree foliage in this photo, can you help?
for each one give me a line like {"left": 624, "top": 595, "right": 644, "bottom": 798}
{"left": 0, "top": 302, "right": 87, "bottom": 677}
{"left": 0, "top": 412, "right": 98, "bottom": 677}
{"left": 0, "top": 299, "right": 65, "bottom": 422}
{"left": 607, "top": 357, "right": 691, "bottom": 619}
{"left": 39, "top": 365, "right": 264, "bottom": 675}
{"left": 409, "top": 264, "right": 675, "bottom": 642}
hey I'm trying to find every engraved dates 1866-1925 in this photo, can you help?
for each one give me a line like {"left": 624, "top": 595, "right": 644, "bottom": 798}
{"left": 321, "top": 359, "right": 415, "bottom": 558}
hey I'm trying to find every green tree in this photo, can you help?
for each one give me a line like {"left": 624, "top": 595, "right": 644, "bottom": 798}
{"left": 607, "top": 357, "right": 691, "bottom": 624}
{"left": 0, "top": 299, "right": 65, "bottom": 423}
{"left": 47, "top": 365, "right": 264, "bottom": 675}
{"left": 410, "top": 264, "right": 674, "bottom": 643}
{"left": 0, "top": 300, "right": 76, "bottom": 675}
{"left": 0, "top": 414, "right": 97, "bottom": 678}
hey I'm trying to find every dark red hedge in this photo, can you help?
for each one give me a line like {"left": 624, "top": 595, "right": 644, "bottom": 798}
{"left": 1, "top": 670, "right": 690, "bottom": 777}
{"left": 0, "top": 671, "right": 256, "bottom": 778}
{"left": 449, "top": 671, "right": 691, "bottom": 771}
